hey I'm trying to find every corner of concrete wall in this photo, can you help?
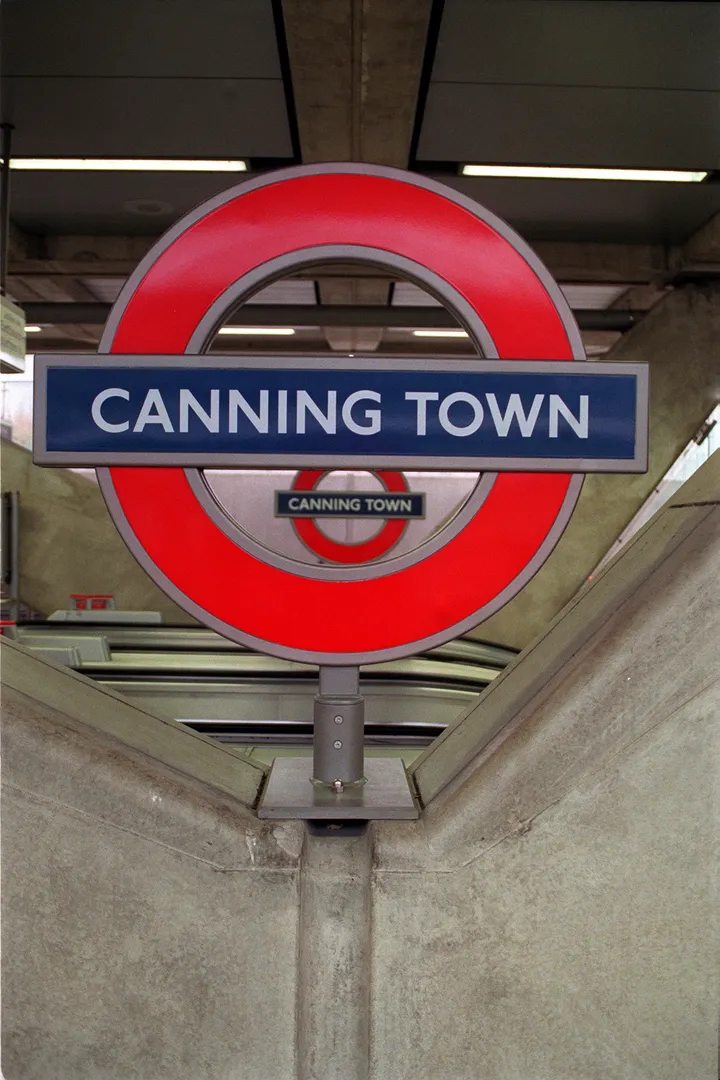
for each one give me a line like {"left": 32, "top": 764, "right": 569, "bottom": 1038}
{"left": 410, "top": 448, "right": 720, "bottom": 810}
{"left": 370, "top": 452, "right": 719, "bottom": 1080}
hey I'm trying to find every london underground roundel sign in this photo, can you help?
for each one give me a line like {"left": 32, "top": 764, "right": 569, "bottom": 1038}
{"left": 33, "top": 164, "right": 649, "bottom": 665}
{"left": 288, "top": 469, "right": 413, "bottom": 565}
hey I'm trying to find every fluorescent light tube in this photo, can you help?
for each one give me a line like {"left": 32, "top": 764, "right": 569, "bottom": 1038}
{"left": 412, "top": 329, "right": 469, "bottom": 338}
{"left": 218, "top": 327, "right": 296, "bottom": 336}
{"left": 461, "top": 164, "right": 708, "bottom": 183}
{"left": 7, "top": 158, "right": 248, "bottom": 173}
{"left": 24, "top": 325, "right": 42, "bottom": 333}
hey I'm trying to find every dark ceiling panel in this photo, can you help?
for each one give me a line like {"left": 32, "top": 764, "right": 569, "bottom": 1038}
{"left": 2, "top": 0, "right": 282, "bottom": 79}
{"left": 417, "top": 84, "right": 720, "bottom": 169}
{"left": 4, "top": 77, "right": 293, "bottom": 158}
{"left": 431, "top": 0, "right": 720, "bottom": 91}
{"left": 440, "top": 175, "right": 720, "bottom": 244}
{"left": 9, "top": 171, "right": 255, "bottom": 235}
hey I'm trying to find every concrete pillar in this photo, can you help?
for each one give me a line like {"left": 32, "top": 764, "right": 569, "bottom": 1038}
{"left": 298, "top": 828, "right": 372, "bottom": 1080}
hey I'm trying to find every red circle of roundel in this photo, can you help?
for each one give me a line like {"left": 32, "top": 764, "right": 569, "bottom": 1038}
{"left": 291, "top": 470, "right": 409, "bottom": 564}
{"left": 101, "top": 166, "right": 581, "bottom": 664}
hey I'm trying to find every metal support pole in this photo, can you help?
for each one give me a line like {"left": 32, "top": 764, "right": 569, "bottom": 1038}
{"left": 312, "top": 665, "right": 366, "bottom": 791}
{"left": 0, "top": 123, "right": 14, "bottom": 297}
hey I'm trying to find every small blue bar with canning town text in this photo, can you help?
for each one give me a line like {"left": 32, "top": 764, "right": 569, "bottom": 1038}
{"left": 275, "top": 491, "right": 426, "bottom": 519}
{"left": 33, "top": 355, "right": 649, "bottom": 473}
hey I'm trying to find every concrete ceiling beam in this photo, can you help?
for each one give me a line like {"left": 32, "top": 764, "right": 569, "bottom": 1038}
{"left": 680, "top": 211, "right": 720, "bottom": 265}
{"left": 610, "top": 282, "right": 671, "bottom": 313}
{"left": 532, "top": 241, "right": 670, "bottom": 284}
{"left": 9, "top": 271, "right": 100, "bottom": 344}
{"left": 281, "top": 0, "right": 432, "bottom": 327}
{"left": 7, "top": 260, "right": 140, "bottom": 278}
{"left": 350, "top": 0, "right": 433, "bottom": 167}
{"left": 11, "top": 274, "right": 97, "bottom": 305}
{"left": 316, "top": 274, "right": 391, "bottom": 352}
{"left": 281, "top": 0, "right": 432, "bottom": 166}
{"left": 8, "top": 239, "right": 677, "bottom": 287}
{"left": 19, "top": 301, "right": 645, "bottom": 333}
{"left": 6, "top": 221, "right": 38, "bottom": 261}
{"left": 44, "top": 234, "right": 156, "bottom": 263}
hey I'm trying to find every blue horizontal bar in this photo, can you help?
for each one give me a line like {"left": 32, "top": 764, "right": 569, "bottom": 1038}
{"left": 34, "top": 356, "right": 648, "bottom": 473}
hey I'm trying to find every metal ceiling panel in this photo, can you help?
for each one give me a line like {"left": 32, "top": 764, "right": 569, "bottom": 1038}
{"left": 388, "top": 282, "right": 630, "bottom": 314}
{"left": 391, "top": 283, "right": 442, "bottom": 307}
{"left": 441, "top": 175, "right": 720, "bottom": 244}
{"left": 8, "top": 171, "right": 248, "bottom": 234}
{"left": 5, "top": 77, "right": 292, "bottom": 158}
{"left": 10, "top": 168, "right": 720, "bottom": 245}
{"left": 247, "top": 281, "right": 317, "bottom": 305}
{"left": 417, "top": 83, "right": 720, "bottom": 168}
{"left": 81, "top": 278, "right": 126, "bottom": 303}
{"left": 2, "top": 0, "right": 283, "bottom": 79}
{"left": 430, "top": 0, "right": 720, "bottom": 91}
{"left": 75, "top": 278, "right": 317, "bottom": 309}
{"left": 559, "top": 285, "right": 630, "bottom": 310}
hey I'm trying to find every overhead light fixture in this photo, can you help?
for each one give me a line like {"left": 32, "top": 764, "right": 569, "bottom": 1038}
{"left": 24, "top": 325, "right": 42, "bottom": 333}
{"left": 218, "top": 327, "right": 296, "bottom": 336}
{"left": 7, "top": 158, "right": 248, "bottom": 173}
{"left": 461, "top": 164, "right": 708, "bottom": 183}
{"left": 412, "top": 329, "right": 469, "bottom": 338}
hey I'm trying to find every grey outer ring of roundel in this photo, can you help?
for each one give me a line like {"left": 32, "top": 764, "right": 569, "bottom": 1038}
{"left": 186, "top": 243, "right": 499, "bottom": 583}
{"left": 96, "top": 161, "right": 585, "bottom": 666}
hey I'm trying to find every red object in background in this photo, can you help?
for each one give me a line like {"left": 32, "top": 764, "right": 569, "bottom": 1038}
{"left": 70, "top": 594, "right": 115, "bottom": 611}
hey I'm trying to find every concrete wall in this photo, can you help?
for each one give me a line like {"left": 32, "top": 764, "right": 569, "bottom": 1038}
{"left": 1, "top": 641, "right": 302, "bottom": 1080}
{"left": 2, "top": 453, "right": 718, "bottom": 1080}
{"left": 473, "top": 282, "right": 720, "bottom": 648}
{"left": 2, "top": 440, "right": 193, "bottom": 622}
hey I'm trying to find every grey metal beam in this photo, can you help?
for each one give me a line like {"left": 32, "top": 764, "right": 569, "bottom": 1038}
{"left": 8, "top": 238, "right": 673, "bottom": 284}
{"left": 21, "top": 302, "right": 644, "bottom": 331}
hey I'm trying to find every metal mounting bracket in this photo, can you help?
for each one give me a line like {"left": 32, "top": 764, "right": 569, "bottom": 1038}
{"left": 257, "top": 664, "right": 419, "bottom": 821}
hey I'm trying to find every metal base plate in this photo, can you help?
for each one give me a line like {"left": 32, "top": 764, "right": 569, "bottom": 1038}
{"left": 257, "top": 756, "right": 419, "bottom": 820}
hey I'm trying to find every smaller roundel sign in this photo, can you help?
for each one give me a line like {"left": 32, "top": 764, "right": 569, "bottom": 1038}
{"left": 33, "top": 164, "right": 648, "bottom": 665}
{"left": 289, "top": 470, "right": 411, "bottom": 565}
